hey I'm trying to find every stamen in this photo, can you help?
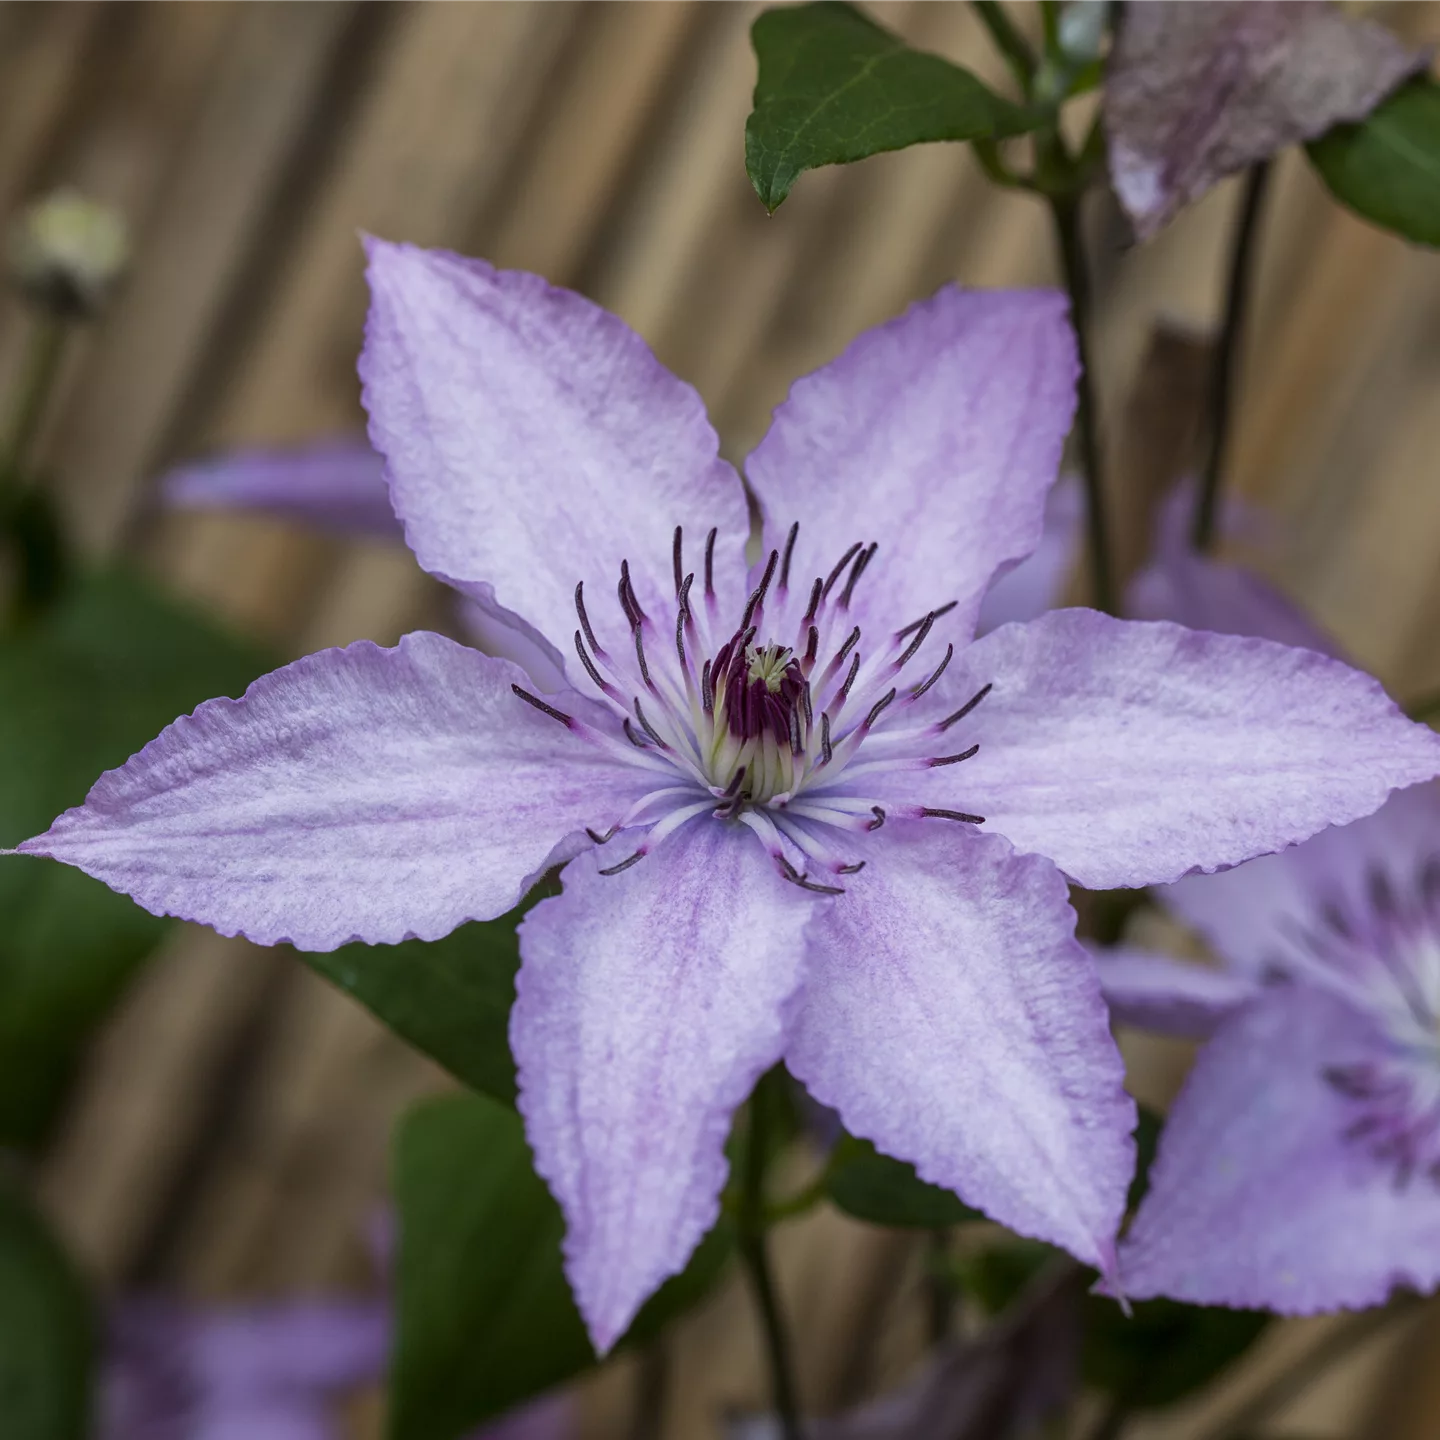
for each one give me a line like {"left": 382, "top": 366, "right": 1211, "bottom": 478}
{"left": 779, "top": 855, "right": 844, "bottom": 896}
{"left": 896, "top": 610, "right": 935, "bottom": 667}
{"left": 672, "top": 526, "right": 684, "bottom": 597}
{"left": 586, "top": 825, "right": 617, "bottom": 844}
{"left": 836, "top": 861, "right": 866, "bottom": 875}
{"left": 633, "top": 697, "right": 667, "bottom": 748}
{"left": 831, "top": 626, "right": 861, "bottom": 671}
{"left": 838, "top": 543, "right": 877, "bottom": 608}
{"left": 863, "top": 687, "right": 897, "bottom": 730}
{"left": 704, "top": 527, "right": 717, "bottom": 599}
{"left": 574, "top": 632, "right": 620, "bottom": 700}
{"left": 511, "top": 685, "right": 573, "bottom": 728}
{"left": 819, "top": 712, "right": 833, "bottom": 765}
{"left": 803, "top": 625, "right": 819, "bottom": 668}
{"left": 623, "top": 717, "right": 649, "bottom": 749}
{"left": 741, "top": 549, "right": 780, "bottom": 630}
{"left": 897, "top": 600, "right": 957, "bottom": 641}
{"left": 922, "top": 807, "right": 986, "bottom": 824}
{"left": 821, "top": 542, "right": 863, "bottom": 600}
{"left": 779, "top": 521, "right": 799, "bottom": 591}
{"left": 939, "top": 682, "right": 993, "bottom": 730}
{"left": 633, "top": 623, "right": 656, "bottom": 692}
{"left": 930, "top": 743, "right": 980, "bottom": 767}
{"left": 701, "top": 659, "right": 715, "bottom": 714}
{"left": 675, "top": 573, "right": 695, "bottom": 668}
{"left": 575, "top": 582, "right": 604, "bottom": 656}
{"left": 911, "top": 643, "right": 953, "bottom": 701}
{"left": 599, "top": 850, "right": 646, "bottom": 876}
{"left": 801, "top": 578, "right": 822, "bottom": 626}
{"left": 719, "top": 766, "right": 747, "bottom": 800}
{"left": 867, "top": 806, "right": 886, "bottom": 830}
{"left": 835, "top": 654, "right": 861, "bottom": 706}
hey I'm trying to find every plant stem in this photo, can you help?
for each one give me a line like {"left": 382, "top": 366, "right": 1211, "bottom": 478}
{"left": 1049, "top": 192, "right": 1115, "bottom": 614}
{"left": 1195, "top": 1300, "right": 1420, "bottom": 1440}
{"left": 630, "top": 1339, "right": 669, "bottom": 1440}
{"left": 739, "top": 1076, "right": 803, "bottom": 1440}
{"left": 970, "top": 1, "right": 1036, "bottom": 88}
{"left": 0, "top": 313, "right": 67, "bottom": 479}
{"left": 1192, "top": 160, "right": 1272, "bottom": 552}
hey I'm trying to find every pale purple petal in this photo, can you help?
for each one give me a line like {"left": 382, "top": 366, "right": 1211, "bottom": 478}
{"left": 918, "top": 609, "right": 1440, "bottom": 890}
{"left": 359, "top": 239, "right": 750, "bottom": 657}
{"left": 20, "top": 634, "right": 649, "bottom": 950}
{"left": 1121, "top": 988, "right": 1440, "bottom": 1311}
{"left": 455, "top": 598, "right": 568, "bottom": 694}
{"left": 470, "top": 1394, "right": 574, "bottom": 1440}
{"left": 1107, "top": 1, "right": 1425, "bottom": 240}
{"left": 192, "top": 1406, "right": 332, "bottom": 1440}
{"left": 745, "top": 289, "right": 1078, "bottom": 644}
{"left": 975, "top": 474, "right": 1082, "bottom": 636}
{"left": 191, "top": 1302, "right": 389, "bottom": 1395}
{"left": 163, "top": 441, "right": 398, "bottom": 540}
{"left": 1163, "top": 782, "right": 1440, "bottom": 978}
{"left": 513, "top": 817, "right": 811, "bottom": 1352}
{"left": 1093, "top": 944, "right": 1259, "bottom": 1039}
{"left": 785, "top": 824, "right": 1134, "bottom": 1274}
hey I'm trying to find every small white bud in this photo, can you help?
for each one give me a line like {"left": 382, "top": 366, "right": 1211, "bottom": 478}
{"left": 8, "top": 188, "right": 129, "bottom": 319}
{"left": 1058, "top": 0, "right": 1110, "bottom": 65}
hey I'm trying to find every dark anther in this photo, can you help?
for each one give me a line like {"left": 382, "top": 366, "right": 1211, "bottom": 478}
{"left": 586, "top": 826, "right": 617, "bottom": 845}
{"left": 838, "top": 542, "right": 877, "bottom": 608}
{"left": 896, "top": 611, "right": 935, "bottom": 667}
{"left": 618, "top": 559, "right": 646, "bottom": 627}
{"left": 833, "top": 625, "right": 861, "bottom": 669}
{"left": 863, "top": 687, "right": 897, "bottom": 730}
{"left": 633, "top": 697, "right": 667, "bottom": 747}
{"left": 930, "top": 744, "right": 980, "bottom": 767}
{"left": 922, "top": 807, "right": 986, "bottom": 824}
{"left": 623, "top": 717, "right": 648, "bottom": 749}
{"left": 741, "top": 548, "right": 780, "bottom": 630}
{"left": 800, "top": 681, "right": 813, "bottom": 729}
{"left": 704, "top": 527, "right": 717, "bottom": 599}
{"left": 788, "top": 704, "right": 804, "bottom": 756}
{"left": 1369, "top": 865, "right": 1398, "bottom": 918}
{"left": 911, "top": 643, "right": 954, "bottom": 701}
{"left": 819, "top": 712, "right": 833, "bottom": 765}
{"left": 574, "top": 632, "right": 612, "bottom": 695}
{"left": 836, "top": 861, "right": 867, "bottom": 875}
{"left": 896, "top": 600, "right": 957, "bottom": 642}
{"left": 575, "top": 582, "right": 603, "bottom": 655}
{"left": 599, "top": 850, "right": 646, "bottom": 876}
{"left": 633, "top": 623, "right": 656, "bottom": 691}
{"left": 511, "top": 684, "right": 574, "bottom": 728}
{"left": 779, "top": 521, "right": 800, "bottom": 590}
{"left": 867, "top": 806, "right": 886, "bottom": 830}
{"left": 939, "top": 682, "right": 993, "bottom": 730}
{"left": 676, "top": 573, "right": 695, "bottom": 667}
{"left": 779, "top": 856, "right": 844, "bottom": 895}
{"left": 836, "top": 653, "right": 861, "bottom": 705}
{"left": 701, "top": 659, "right": 715, "bottom": 714}
{"left": 821, "top": 542, "right": 863, "bottom": 600}
{"left": 801, "top": 578, "right": 822, "bottom": 626}
{"left": 719, "top": 766, "right": 747, "bottom": 800}
{"left": 803, "top": 625, "right": 819, "bottom": 668}
{"left": 672, "top": 526, "right": 684, "bottom": 597}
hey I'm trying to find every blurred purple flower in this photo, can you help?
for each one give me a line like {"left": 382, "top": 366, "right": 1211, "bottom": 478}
{"left": 1106, "top": 1, "right": 1424, "bottom": 241}
{"left": 18, "top": 243, "right": 1440, "bottom": 1351}
{"left": 1100, "top": 564, "right": 1440, "bottom": 1311}
{"left": 102, "top": 1291, "right": 570, "bottom": 1440}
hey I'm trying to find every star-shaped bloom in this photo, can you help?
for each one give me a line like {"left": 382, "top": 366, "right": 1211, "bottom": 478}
{"left": 1106, "top": 1, "right": 1424, "bottom": 241}
{"left": 1098, "top": 570, "right": 1440, "bottom": 1312}
{"left": 16, "top": 242, "right": 1440, "bottom": 1349}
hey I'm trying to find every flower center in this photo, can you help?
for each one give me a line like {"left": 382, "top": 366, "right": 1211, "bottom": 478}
{"left": 508, "top": 523, "right": 991, "bottom": 894}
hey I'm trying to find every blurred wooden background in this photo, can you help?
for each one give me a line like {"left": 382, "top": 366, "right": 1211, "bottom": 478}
{"left": 4, "top": 1, "right": 1440, "bottom": 1435}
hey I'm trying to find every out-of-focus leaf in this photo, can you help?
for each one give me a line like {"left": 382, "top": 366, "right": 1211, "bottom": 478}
{"left": 955, "top": 1238, "right": 1059, "bottom": 1316}
{"left": 0, "top": 1179, "right": 94, "bottom": 1440}
{"left": 0, "top": 567, "right": 271, "bottom": 1150}
{"left": 746, "top": 2, "right": 1037, "bottom": 211}
{"left": 1127, "top": 1104, "right": 1163, "bottom": 1212}
{"left": 390, "top": 1093, "right": 734, "bottom": 1440}
{"left": 825, "top": 1134, "right": 985, "bottom": 1228}
{"left": 1308, "top": 78, "right": 1440, "bottom": 248}
{"left": 1082, "top": 1296, "right": 1269, "bottom": 1409}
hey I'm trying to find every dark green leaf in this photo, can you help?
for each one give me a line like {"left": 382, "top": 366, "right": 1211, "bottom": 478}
{"left": 1308, "top": 78, "right": 1440, "bottom": 248}
{"left": 391, "top": 1093, "right": 734, "bottom": 1440}
{"left": 825, "top": 1134, "right": 985, "bottom": 1228}
{"left": 953, "top": 1236, "right": 1059, "bottom": 1315}
{"left": 1128, "top": 1104, "right": 1163, "bottom": 1213}
{"left": 1082, "top": 1296, "right": 1269, "bottom": 1409}
{"left": 0, "top": 1180, "right": 94, "bottom": 1440}
{"left": 746, "top": 1, "right": 1037, "bottom": 210}
{"left": 0, "top": 567, "right": 271, "bottom": 1149}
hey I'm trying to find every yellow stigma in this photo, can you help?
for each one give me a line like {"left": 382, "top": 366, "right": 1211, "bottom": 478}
{"left": 746, "top": 643, "right": 794, "bottom": 693}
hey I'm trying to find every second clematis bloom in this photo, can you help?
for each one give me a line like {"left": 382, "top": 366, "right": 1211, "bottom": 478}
{"left": 15, "top": 242, "right": 1440, "bottom": 1349}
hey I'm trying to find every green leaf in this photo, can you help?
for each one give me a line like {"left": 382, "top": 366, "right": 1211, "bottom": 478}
{"left": 1308, "top": 78, "right": 1440, "bottom": 248}
{"left": 1082, "top": 1296, "right": 1269, "bottom": 1409}
{"left": 1128, "top": 1104, "right": 1163, "bottom": 1213}
{"left": 746, "top": 1, "right": 1038, "bottom": 210}
{"left": 0, "top": 1180, "right": 94, "bottom": 1440}
{"left": 0, "top": 567, "right": 271, "bottom": 1149}
{"left": 391, "top": 1093, "right": 734, "bottom": 1440}
{"left": 825, "top": 1133, "right": 985, "bottom": 1228}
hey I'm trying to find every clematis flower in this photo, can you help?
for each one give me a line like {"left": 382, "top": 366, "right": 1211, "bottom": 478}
{"left": 14, "top": 242, "right": 1440, "bottom": 1350}
{"left": 1102, "top": 563, "right": 1440, "bottom": 1310}
{"left": 1106, "top": 0, "right": 1424, "bottom": 241}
